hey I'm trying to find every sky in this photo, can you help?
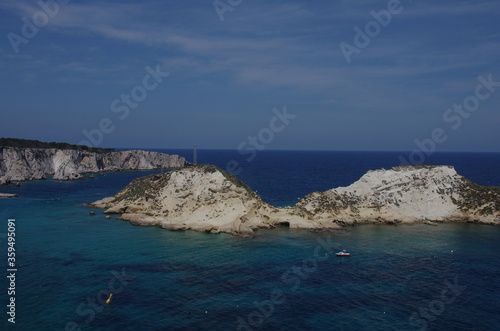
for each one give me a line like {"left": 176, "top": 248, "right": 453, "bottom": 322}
{"left": 0, "top": 0, "right": 499, "bottom": 152}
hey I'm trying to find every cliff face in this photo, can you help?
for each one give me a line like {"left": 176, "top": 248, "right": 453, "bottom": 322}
{"left": 295, "top": 165, "right": 500, "bottom": 225}
{"left": 90, "top": 164, "right": 500, "bottom": 237}
{"left": 0, "top": 147, "right": 188, "bottom": 184}
{"left": 90, "top": 165, "right": 340, "bottom": 237}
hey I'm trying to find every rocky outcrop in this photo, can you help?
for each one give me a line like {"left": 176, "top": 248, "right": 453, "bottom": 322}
{"left": 90, "top": 165, "right": 340, "bottom": 237}
{"left": 0, "top": 193, "right": 20, "bottom": 198}
{"left": 295, "top": 165, "right": 500, "bottom": 225}
{"left": 0, "top": 147, "right": 188, "bottom": 184}
{"left": 90, "top": 164, "right": 500, "bottom": 237}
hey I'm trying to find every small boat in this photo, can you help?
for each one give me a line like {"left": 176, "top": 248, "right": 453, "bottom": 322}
{"left": 335, "top": 250, "right": 350, "bottom": 257}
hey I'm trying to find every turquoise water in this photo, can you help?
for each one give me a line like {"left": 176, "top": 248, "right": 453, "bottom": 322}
{"left": 1, "top": 151, "right": 500, "bottom": 330}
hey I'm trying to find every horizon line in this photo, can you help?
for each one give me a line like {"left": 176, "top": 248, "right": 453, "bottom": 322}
{"left": 117, "top": 147, "right": 500, "bottom": 154}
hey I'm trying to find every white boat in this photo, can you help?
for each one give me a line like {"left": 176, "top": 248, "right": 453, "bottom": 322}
{"left": 335, "top": 250, "right": 350, "bottom": 257}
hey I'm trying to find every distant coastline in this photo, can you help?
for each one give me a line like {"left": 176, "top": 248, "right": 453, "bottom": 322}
{"left": 0, "top": 137, "right": 114, "bottom": 153}
{"left": 0, "top": 138, "right": 188, "bottom": 185}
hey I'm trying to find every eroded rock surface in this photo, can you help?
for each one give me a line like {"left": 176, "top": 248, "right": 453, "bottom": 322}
{"left": 90, "top": 165, "right": 340, "bottom": 237}
{"left": 295, "top": 165, "right": 500, "bottom": 225}
{"left": 0, "top": 147, "right": 188, "bottom": 184}
{"left": 90, "top": 165, "right": 500, "bottom": 236}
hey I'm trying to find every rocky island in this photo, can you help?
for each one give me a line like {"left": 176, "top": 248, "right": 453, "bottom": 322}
{"left": 0, "top": 138, "right": 188, "bottom": 184}
{"left": 295, "top": 165, "right": 500, "bottom": 225}
{"left": 90, "top": 165, "right": 331, "bottom": 237}
{"left": 90, "top": 164, "right": 500, "bottom": 237}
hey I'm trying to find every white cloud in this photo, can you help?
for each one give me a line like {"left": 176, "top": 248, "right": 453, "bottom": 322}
{"left": 2, "top": 0, "right": 499, "bottom": 103}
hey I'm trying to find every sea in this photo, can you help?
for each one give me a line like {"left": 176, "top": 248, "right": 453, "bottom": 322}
{"left": 1, "top": 150, "right": 500, "bottom": 331}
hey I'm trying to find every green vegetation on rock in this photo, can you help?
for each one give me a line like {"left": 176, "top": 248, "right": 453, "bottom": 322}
{"left": 454, "top": 178, "right": 500, "bottom": 214}
{"left": 0, "top": 138, "right": 114, "bottom": 153}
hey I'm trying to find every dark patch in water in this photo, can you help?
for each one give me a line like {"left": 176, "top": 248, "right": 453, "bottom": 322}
{"left": 94, "top": 261, "right": 213, "bottom": 274}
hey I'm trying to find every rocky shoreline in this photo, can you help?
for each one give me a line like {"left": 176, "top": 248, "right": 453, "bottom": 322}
{"left": 0, "top": 147, "right": 188, "bottom": 185}
{"left": 89, "top": 164, "right": 500, "bottom": 237}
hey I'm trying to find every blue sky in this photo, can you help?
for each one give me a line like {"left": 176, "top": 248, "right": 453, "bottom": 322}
{"left": 0, "top": 0, "right": 499, "bottom": 151}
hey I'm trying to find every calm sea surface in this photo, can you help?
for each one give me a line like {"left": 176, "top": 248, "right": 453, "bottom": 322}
{"left": 0, "top": 150, "right": 499, "bottom": 330}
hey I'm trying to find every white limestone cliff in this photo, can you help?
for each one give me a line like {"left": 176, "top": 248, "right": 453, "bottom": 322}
{"left": 0, "top": 147, "right": 188, "bottom": 184}
{"left": 295, "top": 165, "right": 500, "bottom": 225}
{"left": 90, "top": 165, "right": 340, "bottom": 237}
{"left": 90, "top": 164, "right": 500, "bottom": 237}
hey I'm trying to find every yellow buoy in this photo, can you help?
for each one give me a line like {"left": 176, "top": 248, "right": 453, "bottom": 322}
{"left": 106, "top": 293, "right": 113, "bottom": 305}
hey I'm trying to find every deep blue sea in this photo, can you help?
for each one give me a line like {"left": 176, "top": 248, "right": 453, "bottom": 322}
{"left": 1, "top": 150, "right": 500, "bottom": 331}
